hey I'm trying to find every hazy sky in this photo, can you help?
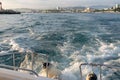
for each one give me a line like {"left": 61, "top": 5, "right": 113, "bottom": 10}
{"left": 1, "top": 0, "right": 120, "bottom": 9}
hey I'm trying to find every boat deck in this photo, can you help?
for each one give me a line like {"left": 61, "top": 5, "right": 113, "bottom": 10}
{"left": 0, "top": 68, "right": 55, "bottom": 80}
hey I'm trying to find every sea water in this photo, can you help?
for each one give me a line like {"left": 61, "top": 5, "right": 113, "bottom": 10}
{"left": 0, "top": 13, "right": 120, "bottom": 80}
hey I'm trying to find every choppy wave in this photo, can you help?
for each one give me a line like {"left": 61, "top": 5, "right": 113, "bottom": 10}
{"left": 0, "top": 13, "right": 120, "bottom": 80}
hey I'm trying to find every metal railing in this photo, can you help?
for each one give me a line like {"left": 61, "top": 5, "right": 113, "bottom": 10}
{"left": 0, "top": 52, "right": 48, "bottom": 76}
{"left": 0, "top": 64, "right": 39, "bottom": 76}
{"left": 0, "top": 52, "right": 22, "bottom": 66}
{"left": 79, "top": 63, "right": 120, "bottom": 80}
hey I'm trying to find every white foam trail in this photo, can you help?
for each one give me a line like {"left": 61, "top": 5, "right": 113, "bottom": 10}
{"left": 70, "top": 51, "right": 86, "bottom": 63}
{"left": 99, "top": 42, "right": 116, "bottom": 53}
{"left": 57, "top": 38, "right": 120, "bottom": 80}
{"left": 57, "top": 41, "right": 76, "bottom": 58}
{"left": 28, "top": 28, "right": 34, "bottom": 35}
{"left": 96, "top": 39, "right": 120, "bottom": 54}
{"left": 62, "top": 62, "right": 80, "bottom": 80}
{"left": 2, "top": 39, "right": 33, "bottom": 53}
{"left": 62, "top": 72, "right": 77, "bottom": 80}
{"left": 9, "top": 39, "right": 25, "bottom": 53}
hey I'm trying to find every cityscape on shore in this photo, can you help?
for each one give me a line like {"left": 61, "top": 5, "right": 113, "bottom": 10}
{"left": 15, "top": 4, "right": 120, "bottom": 13}
{"left": 0, "top": 1, "right": 120, "bottom": 13}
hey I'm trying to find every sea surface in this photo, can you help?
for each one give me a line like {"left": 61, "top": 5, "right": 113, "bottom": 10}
{"left": 0, "top": 13, "right": 120, "bottom": 80}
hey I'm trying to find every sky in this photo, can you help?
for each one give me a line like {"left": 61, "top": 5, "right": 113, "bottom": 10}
{"left": 0, "top": 0, "right": 120, "bottom": 9}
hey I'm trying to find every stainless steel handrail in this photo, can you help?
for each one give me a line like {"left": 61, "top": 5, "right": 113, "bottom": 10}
{"left": 0, "top": 52, "right": 19, "bottom": 67}
{"left": 79, "top": 63, "right": 120, "bottom": 80}
{"left": 0, "top": 52, "right": 48, "bottom": 69}
{"left": 0, "top": 64, "right": 39, "bottom": 77}
{"left": 0, "top": 52, "right": 48, "bottom": 77}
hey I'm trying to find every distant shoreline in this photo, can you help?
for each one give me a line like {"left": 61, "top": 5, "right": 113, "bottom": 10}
{"left": 19, "top": 11, "right": 120, "bottom": 14}
{"left": 0, "top": 9, "right": 21, "bottom": 14}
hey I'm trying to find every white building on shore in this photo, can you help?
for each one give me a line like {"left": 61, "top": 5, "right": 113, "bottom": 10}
{"left": 115, "top": 4, "right": 120, "bottom": 8}
{"left": 82, "top": 7, "right": 94, "bottom": 13}
{"left": 112, "top": 4, "right": 120, "bottom": 9}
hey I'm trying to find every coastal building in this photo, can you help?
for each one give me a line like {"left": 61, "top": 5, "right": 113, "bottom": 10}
{"left": 115, "top": 4, "right": 119, "bottom": 8}
{"left": 111, "top": 4, "right": 120, "bottom": 9}
{"left": 56, "top": 6, "right": 62, "bottom": 10}
{"left": 82, "top": 7, "right": 94, "bottom": 12}
{"left": 0, "top": 2, "right": 3, "bottom": 10}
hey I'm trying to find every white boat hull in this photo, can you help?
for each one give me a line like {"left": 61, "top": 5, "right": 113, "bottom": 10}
{"left": 0, "top": 68, "right": 56, "bottom": 80}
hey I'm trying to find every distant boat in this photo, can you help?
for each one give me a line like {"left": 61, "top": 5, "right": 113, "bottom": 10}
{"left": 0, "top": 9, "right": 21, "bottom": 14}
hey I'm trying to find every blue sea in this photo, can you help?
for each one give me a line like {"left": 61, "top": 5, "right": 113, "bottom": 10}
{"left": 0, "top": 13, "right": 120, "bottom": 80}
